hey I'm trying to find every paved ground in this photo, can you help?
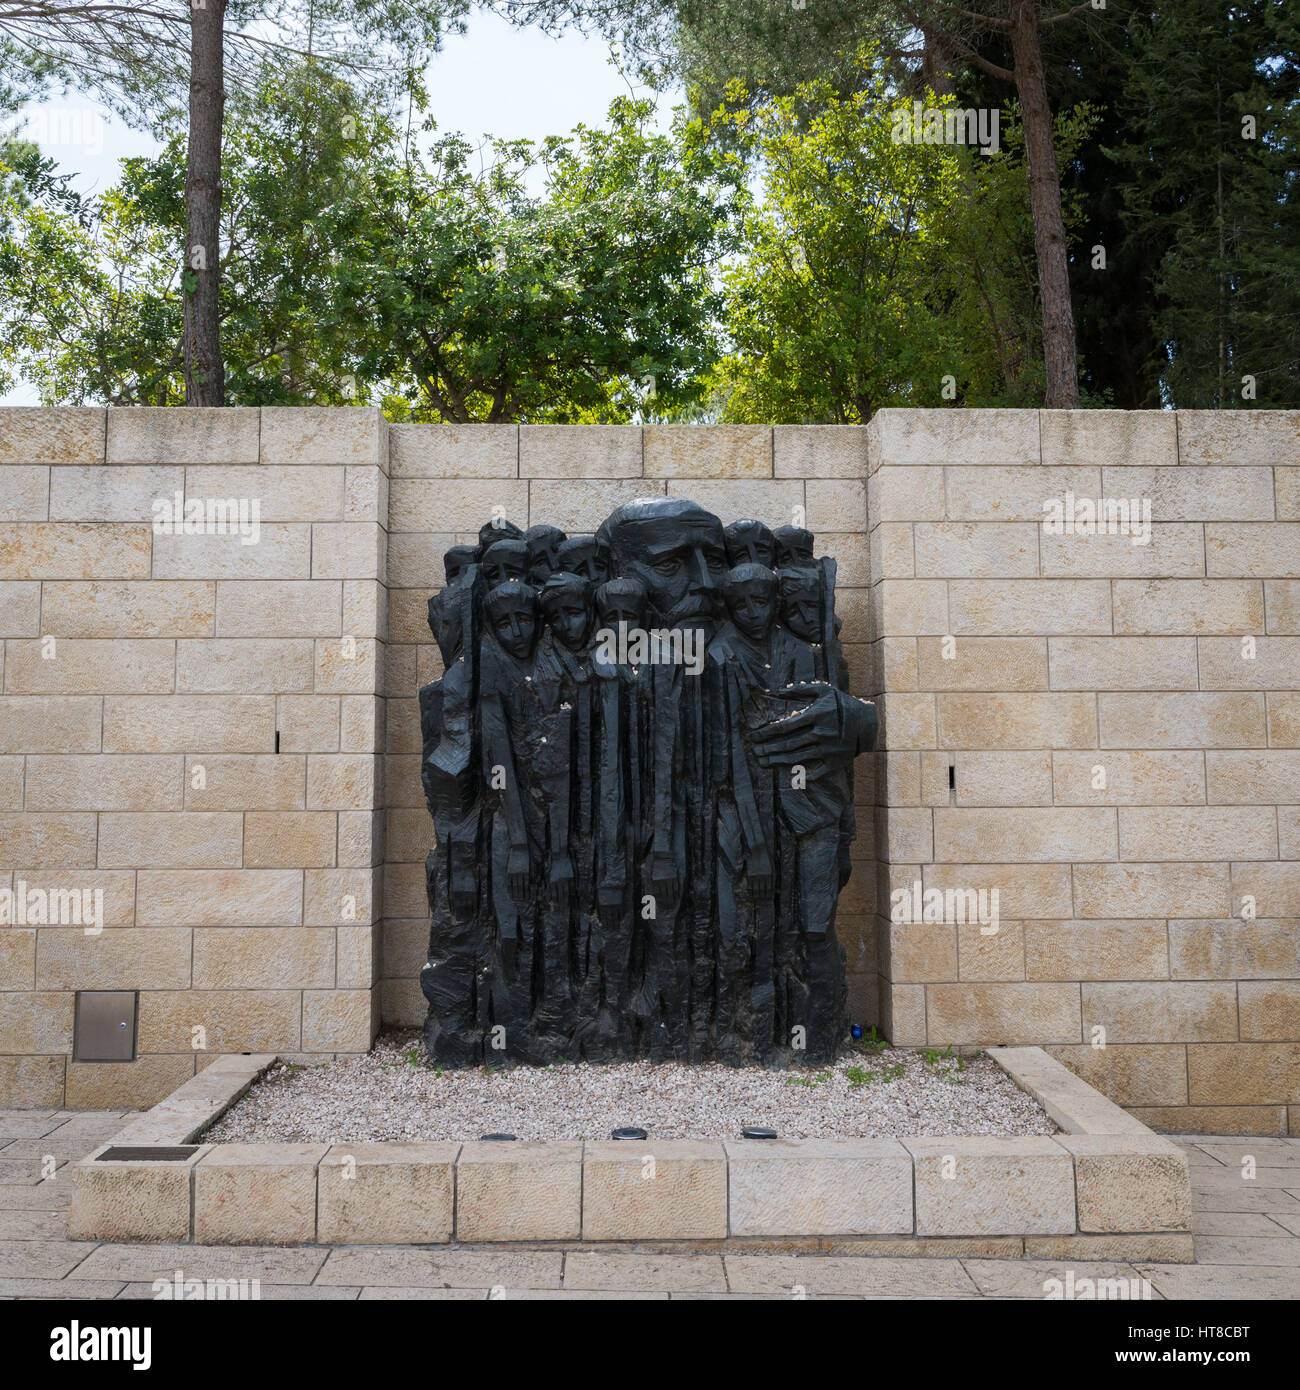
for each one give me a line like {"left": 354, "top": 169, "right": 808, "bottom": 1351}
{"left": 1, "top": 1110, "right": 1297, "bottom": 1299}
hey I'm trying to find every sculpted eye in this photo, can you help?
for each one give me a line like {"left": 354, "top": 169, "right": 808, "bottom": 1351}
{"left": 653, "top": 557, "right": 680, "bottom": 574}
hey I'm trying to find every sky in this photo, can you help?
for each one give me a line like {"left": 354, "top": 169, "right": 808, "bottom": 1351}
{"left": 0, "top": 13, "right": 677, "bottom": 405}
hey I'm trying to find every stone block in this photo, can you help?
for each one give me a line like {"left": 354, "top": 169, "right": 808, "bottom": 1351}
{"left": 5, "top": 638, "right": 174, "bottom": 694}
{"left": 36, "top": 928, "right": 192, "bottom": 990}
{"left": 1040, "top": 409, "right": 1177, "bottom": 468}
{"left": 244, "top": 811, "right": 337, "bottom": 868}
{"left": 0, "top": 523, "right": 151, "bottom": 580}
{"left": 947, "top": 579, "right": 1111, "bottom": 635}
{"left": 582, "top": 1141, "right": 727, "bottom": 1240}
{"left": 0, "top": 697, "right": 97, "bottom": 754}
{"left": 1118, "top": 806, "right": 1276, "bottom": 862}
{"left": 389, "top": 478, "right": 529, "bottom": 533}
{"left": 1040, "top": 523, "right": 1203, "bottom": 577}
{"left": 136, "top": 870, "right": 304, "bottom": 926}
{"left": 214, "top": 580, "right": 342, "bottom": 637}
{"left": 64, "top": 1054, "right": 195, "bottom": 1110}
{"left": 663, "top": 479, "right": 802, "bottom": 527}
{"left": 1206, "top": 523, "right": 1300, "bottom": 578}
{"left": 1051, "top": 750, "right": 1205, "bottom": 806}
{"left": 933, "top": 807, "right": 1116, "bottom": 863}
{"left": 924, "top": 984, "right": 1080, "bottom": 1045}
{"left": 1073, "top": 862, "right": 1230, "bottom": 919}
{"left": 906, "top": 1136, "right": 1073, "bottom": 1235}
{"left": 1266, "top": 580, "right": 1300, "bottom": 633}
{"left": 1082, "top": 982, "right": 1238, "bottom": 1043}
{"left": 806, "top": 479, "right": 867, "bottom": 532}
{"left": 68, "top": 1145, "right": 203, "bottom": 1242}
{"left": 318, "top": 1143, "right": 460, "bottom": 1244}
{"left": 48, "top": 465, "right": 182, "bottom": 521}
{"left": 176, "top": 639, "right": 314, "bottom": 693}
{"left": 1048, "top": 636, "right": 1199, "bottom": 690}
{"left": 186, "top": 465, "right": 346, "bottom": 521}
{"left": 1024, "top": 921, "right": 1169, "bottom": 982}
{"left": 456, "top": 1142, "right": 582, "bottom": 1241}
{"left": 871, "top": 408, "right": 1039, "bottom": 467}
{"left": 43, "top": 580, "right": 216, "bottom": 638}
{"left": 390, "top": 423, "right": 517, "bottom": 478}
{"left": 644, "top": 425, "right": 770, "bottom": 478}
{"left": 137, "top": 988, "right": 302, "bottom": 1053}
{"left": 936, "top": 693, "right": 1097, "bottom": 749}
{"left": 195, "top": 1143, "right": 326, "bottom": 1244}
{"left": 106, "top": 407, "right": 259, "bottom": 464}
{"left": 522, "top": 425, "right": 642, "bottom": 478}
{"left": 774, "top": 425, "right": 868, "bottom": 479}
{"left": 1112, "top": 578, "right": 1264, "bottom": 635}
{"left": 310, "top": 523, "right": 384, "bottom": 580}
{"left": 102, "top": 694, "right": 276, "bottom": 753}
{"left": 1103, "top": 465, "right": 1275, "bottom": 521}
{"left": 1187, "top": 1043, "right": 1300, "bottom": 1105}
{"left": 302, "top": 989, "right": 374, "bottom": 1051}
{"left": 0, "top": 406, "right": 105, "bottom": 463}
{"left": 24, "top": 754, "right": 183, "bottom": 811}
{"left": 922, "top": 863, "right": 1073, "bottom": 920}
{"left": 260, "top": 406, "right": 386, "bottom": 467}
{"left": 946, "top": 464, "right": 1098, "bottom": 521}
{"left": 0, "top": 466, "right": 49, "bottom": 520}
{"left": 724, "top": 1139, "right": 912, "bottom": 1236}
{"left": 1044, "top": 1044, "right": 1189, "bottom": 1109}
{"left": 0, "top": 580, "right": 41, "bottom": 635}
{"left": 918, "top": 636, "right": 1048, "bottom": 691}
{"left": 1176, "top": 409, "right": 1300, "bottom": 466}
{"left": 98, "top": 811, "right": 243, "bottom": 868}
{"left": 1098, "top": 692, "right": 1265, "bottom": 748}
{"left": 0, "top": 813, "right": 96, "bottom": 867}
{"left": 193, "top": 928, "right": 336, "bottom": 989}
{"left": 0, "top": 1055, "right": 65, "bottom": 1107}
{"left": 914, "top": 522, "right": 1038, "bottom": 577}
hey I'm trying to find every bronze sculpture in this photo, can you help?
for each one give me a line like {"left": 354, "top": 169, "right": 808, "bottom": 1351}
{"left": 419, "top": 496, "right": 875, "bottom": 1066}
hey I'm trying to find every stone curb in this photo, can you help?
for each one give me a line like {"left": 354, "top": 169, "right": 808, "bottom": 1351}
{"left": 67, "top": 1047, "right": 1193, "bottom": 1258}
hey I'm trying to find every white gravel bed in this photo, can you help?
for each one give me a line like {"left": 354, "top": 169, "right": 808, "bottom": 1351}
{"left": 202, "top": 1030, "right": 1058, "bottom": 1142}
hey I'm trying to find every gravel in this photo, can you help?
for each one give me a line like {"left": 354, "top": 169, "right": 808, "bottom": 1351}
{"left": 203, "top": 1030, "right": 1058, "bottom": 1142}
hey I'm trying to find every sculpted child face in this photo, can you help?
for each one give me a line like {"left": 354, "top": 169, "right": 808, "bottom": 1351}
{"left": 597, "top": 590, "right": 647, "bottom": 631}
{"left": 773, "top": 526, "right": 815, "bottom": 569}
{"left": 482, "top": 540, "right": 528, "bottom": 589}
{"left": 724, "top": 520, "right": 776, "bottom": 570}
{"left": 541, "top": 574, "right": 594, "bottom": 652}
{"left": 725, "top": 572, "right": 778, "bottom": 642}
{"left": 443, "top": 546, "right": 477, "bottom": 584}
{"left": 487, "top": 585, "right": 538, "bottom": 661}
{"left": 558, "top": 536, "right": 610, "bottom": 584}
{"left": 780, "top": 568, "right": 822, "bottom": 643}
{"left": 524, "top": 526, "right": 566, "bottom": 585}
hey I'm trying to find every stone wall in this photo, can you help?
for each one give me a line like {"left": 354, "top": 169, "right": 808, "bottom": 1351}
{"left": 1, "top": 406, "right": 1295, "bottom": 1132}
{"left": 868, "top": 409, "right": 1299, "bottom": 1137}
{"left": 0, "top": 407, "right": 388, "bottom": 1108}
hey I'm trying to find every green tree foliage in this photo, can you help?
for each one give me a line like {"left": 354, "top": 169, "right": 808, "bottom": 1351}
{"left": 1115, "top": 0, "right": 1300, "bottom": 406}
{"left": 0, "top": 65, "right": 738, "bottom": 417}
{"left": 712, "top": 54, "right": 1087, "bottom": 422}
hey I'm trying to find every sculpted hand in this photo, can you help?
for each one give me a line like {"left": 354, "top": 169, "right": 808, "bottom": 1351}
{"left": 751, "top": 684, "right": 862, "bottom": 770}
{"left": 748, "top": 846, "right": 774, "bottom": 897}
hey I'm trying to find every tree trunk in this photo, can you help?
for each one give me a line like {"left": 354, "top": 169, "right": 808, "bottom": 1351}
{"left": 183, "top": 0, "right": 226, "bottom": 405}
{"left": 1008, "top": 0, "right": 1078, "bottom": 408}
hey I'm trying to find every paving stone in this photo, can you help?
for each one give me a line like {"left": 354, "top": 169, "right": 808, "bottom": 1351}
{"left": 0, "top": 1116, "right": 64, "bottom": 1140}
{"left": 723, "top": 1254, "right": 979, "bottom": 1297}
{"left": 0, "top": 1183, "right": 70, "bottom": 1211}
{"left": 315, "top": 1248, "right": 563, "bottom": 1289}
{"left": 0, "top": 1279, "right": 125, "bottom": 1299}
{"left": 961, "top": 1259, "right": 1156, "bottom": 1300}
{"left": 1023, "top": 1234, "right": 1194, "bottom": 1263}
{"left": 0, "top": 1209, "right": 67, "bottom": 1238}
{"left": 1194, "top": 1185, "right": 1300, "bottom": 1214}
{"left": 1193, "top": 1212, "right": 1295, "bottom": 1237}
{"left": 499, "top": 1289, "right": 669, "bottom": 1300}
{"left": 562, "top": 1253, "right": 727, "bottom": 1292}
{"left": 1192, "top": 1235, "right": 1300, "bottom": 1265}
{"left": 0, "top": 1238, "right": 97, "bottom": 1278}
{"left": 1136, "top": 1262, "right": 1300, "bottom": 1300}
{"left": 1266, "top": 1212, "right": 1300, "bottom": 1236}
{"left": 116, "top": 1281, "right": 360, "bottom": 1300}
{"left": 71, "top": 1242, "right": 329, "bottom": 1284}
{"left": 357, "top": 1287, "right": 488, "bottom": 1300}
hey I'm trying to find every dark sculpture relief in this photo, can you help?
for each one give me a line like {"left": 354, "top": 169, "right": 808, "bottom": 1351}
{"left": 419, "top": 497, "right": 876, "bottom": 1067}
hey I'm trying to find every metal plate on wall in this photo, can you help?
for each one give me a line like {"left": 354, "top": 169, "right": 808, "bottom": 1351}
{"left": 73, "top": 991, "right": 138, "bottom": 1062}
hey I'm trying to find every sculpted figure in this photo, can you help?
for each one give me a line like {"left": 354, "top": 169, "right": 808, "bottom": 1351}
{"left": 420, "top": 497, "right": 875, "bottom": 1067}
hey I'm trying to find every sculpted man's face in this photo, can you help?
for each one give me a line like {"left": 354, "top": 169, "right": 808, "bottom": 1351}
{"left": 726, "top": 578, "right": 777, "bottom": 641}
{"left": 780, "top": 572, "right": 822, "bottom": 642}
{"left": 612, "top": 515, "right": 727, "bottom": 629}
{"left": 482, "top": 540, "right": 528, "bottom": 589}
{"left": 489, "top": 593, "right": 538, "bottom": 661}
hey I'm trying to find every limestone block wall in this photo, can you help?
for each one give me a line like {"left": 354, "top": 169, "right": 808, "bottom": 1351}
{"left": 0, "top": 407, "right": 388, "bottom": 1107}
{"left": 378, "top": 423, "right": 876, "bottom": 1032}
{"left": 868, "top": 409, "right": 1299, "bottom": 1137}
